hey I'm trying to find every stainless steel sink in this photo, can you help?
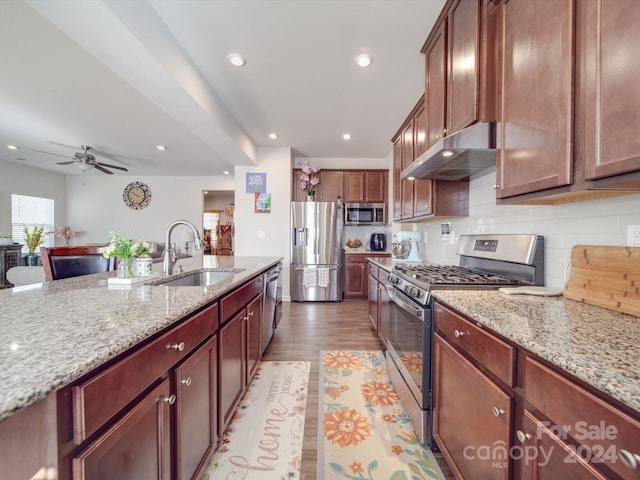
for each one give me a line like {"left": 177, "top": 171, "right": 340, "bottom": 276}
{"left": 159, "top": 269, "right": 245, "bottom": 287}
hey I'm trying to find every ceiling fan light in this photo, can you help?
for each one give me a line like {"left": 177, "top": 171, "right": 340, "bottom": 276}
{"left": 75, "top": 162, "right": 94, "bottom": 172}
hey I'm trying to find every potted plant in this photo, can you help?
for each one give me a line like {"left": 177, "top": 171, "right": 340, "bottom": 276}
{"left": 298, "top": 160, "right": 320, "bottom": 201}
{"left": 0, "top": 233, "right": 12, "bottom": 246}
{"left": 102, "top": 231, "right": 150, "bottom": 278}
{"left": 47, "top": 225, "right": 85, "bottom": 246}
{"left": 23, "top": 225, "right": 46, "bottom": 265}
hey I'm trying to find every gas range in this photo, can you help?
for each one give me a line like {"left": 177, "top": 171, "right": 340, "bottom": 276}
{"left": 387, "top": 234, "right": 545, "bottom": 306}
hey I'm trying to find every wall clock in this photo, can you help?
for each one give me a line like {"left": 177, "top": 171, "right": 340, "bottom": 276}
{"left": 123, "top": 181, "right": 152, "bottom": 210}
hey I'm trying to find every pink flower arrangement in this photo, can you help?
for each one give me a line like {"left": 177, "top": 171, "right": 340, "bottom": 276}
{"left": 47, "top": 225, "right": 85, "bottom": 244}
{"left": 298, "top": 160, "right": 320, "bottom": 196}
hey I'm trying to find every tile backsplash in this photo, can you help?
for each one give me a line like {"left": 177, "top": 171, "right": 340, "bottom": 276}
{"left": 408, "top": 171, "right": 640, "bottom": 288}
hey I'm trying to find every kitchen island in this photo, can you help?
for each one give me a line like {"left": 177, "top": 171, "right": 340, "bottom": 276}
{"left": 0, "top": 255, "right": 281, "bottom": 480}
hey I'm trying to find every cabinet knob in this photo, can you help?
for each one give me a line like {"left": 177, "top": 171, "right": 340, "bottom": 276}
{"left": 492, "top": 406, "right": 506, "bottom": 417}
{"left": 454, "top": 329, "right": 466, "bottom": 338}
{"left": 247, "top": 311, "right": 254, "bottom": 317}
{"left": 162, "top": 394, "right": 176, "bottom": 406}
{"left": 167, "top": 342, "right": 185, "bottom": 352}
{"left": 181, "top": 377, "right": 192, "bottom": 387}
{"left": 516, "top": 430, "right": 532, "bottom": 443}
{"left": 442, "top": 128, "right": 447, "bottom": 135}
{"left": 619, "top": 449, "right": 640, "bottom": 469}
{"left": 492, "top": 184, "right": 500, "bottom": 189}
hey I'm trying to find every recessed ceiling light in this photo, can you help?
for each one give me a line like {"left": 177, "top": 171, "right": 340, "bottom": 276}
{"left": 269, "top": 133, "right": 278, "bottom": 140}
{"left": 223, "top": 170, "right": 230, "bottom": 175}
{"left": 442, "top": 150, "right": 454, "bottom": 157}
{"left": 156, "top": 145, "right": 167, "bottom": 151}
{"left": 7, "top": 145, "right": 18, "bottom": 150}
{"left": 228, "top": 53, "right": 246, "bottom": 67}
{"left": 355, "top": 54, "right": 373, "bottom": 68}
{"left": 342, "top": 133, "right": 352, "bottom": 140}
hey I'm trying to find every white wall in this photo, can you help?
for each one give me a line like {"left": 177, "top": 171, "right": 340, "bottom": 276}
{"left": 0, "top": 159, "right": 67, "bottom": 235}
{"left": 398, "top": 169, "right": 640, "bottom": 289}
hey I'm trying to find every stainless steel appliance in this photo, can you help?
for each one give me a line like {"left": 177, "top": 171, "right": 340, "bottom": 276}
{"left": 369, "top": 233, "right": 386, "bottom": 251}
{"left": 385, "top": 234, "right": 544, "bottom": 449}
{"left": 344, "top": 203, "right": 386, "bottom": 226}
{"left": 262, "top": 261, "right": 283, "bottom": 354}
{"left": 290, "top": 201, "right": 343, "bottom": 301}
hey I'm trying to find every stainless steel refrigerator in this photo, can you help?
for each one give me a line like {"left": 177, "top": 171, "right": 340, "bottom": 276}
{"left": 290, "top": 201, "right": 343, "bottom": 301}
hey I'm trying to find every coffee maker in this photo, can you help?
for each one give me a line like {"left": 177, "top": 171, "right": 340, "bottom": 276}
{"left": 369, "top": 233, "right": 386, "bottom": 251}
{"left": 392, "top": 231, "right": 422, "bottom": 262}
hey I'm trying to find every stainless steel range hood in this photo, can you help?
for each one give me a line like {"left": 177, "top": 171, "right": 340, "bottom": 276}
{"left": 401, "top": 122, "right": 497, "bottom": 181}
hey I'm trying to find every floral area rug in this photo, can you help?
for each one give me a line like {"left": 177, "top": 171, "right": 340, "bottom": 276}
{"left": 318, "top": 351, "right": 444, "bottom": 480}
{"left": 204, "top": 360, "right": 310, "bottom": 480}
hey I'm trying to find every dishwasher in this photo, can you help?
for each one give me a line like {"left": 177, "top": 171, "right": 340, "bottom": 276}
{"left": 262, "top": 261, "right": 283, "bottom": 354}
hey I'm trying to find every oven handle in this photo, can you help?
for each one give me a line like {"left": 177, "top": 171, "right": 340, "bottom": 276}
{"left": 386, "top": 284, "right": 425, "bottom": 320}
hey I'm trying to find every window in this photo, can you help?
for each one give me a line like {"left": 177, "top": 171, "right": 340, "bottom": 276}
{"left": 11, "top": 194, "right": 55, "bottom": 254}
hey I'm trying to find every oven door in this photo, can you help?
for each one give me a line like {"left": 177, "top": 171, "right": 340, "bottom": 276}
{"left": 385, "top": 285, "right": 430, "bottom": 408}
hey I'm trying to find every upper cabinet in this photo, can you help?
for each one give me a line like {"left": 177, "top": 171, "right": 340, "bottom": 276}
{"left": 423, "top": 0, "right": 497, "bottom": 148}
{"left": 497, "top": 0, "right": 640, "bottom": 203}
{"left": 495, "top": 0, "right": 574, "bottom": 199}
{"left": 344, "top": 171, "right": 387, "bottom": 203}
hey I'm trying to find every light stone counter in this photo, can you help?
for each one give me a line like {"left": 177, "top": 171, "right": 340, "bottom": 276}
{"left": 0, "top": 255, "right": 281, "bottom": 422}
{"left": 431, "top": 290, "right": 640, "bottom": 414}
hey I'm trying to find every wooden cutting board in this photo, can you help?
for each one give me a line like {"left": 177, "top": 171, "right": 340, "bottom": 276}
{"left": 563, "top": 245, "right": 640, "bottom": 317}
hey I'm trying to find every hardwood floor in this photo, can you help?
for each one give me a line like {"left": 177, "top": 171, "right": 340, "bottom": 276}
{"left": 262, "top": 300, "right": 454, "bottom": 479}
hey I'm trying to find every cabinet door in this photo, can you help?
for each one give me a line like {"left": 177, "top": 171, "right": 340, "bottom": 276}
{"left": 246, "top": 294, "right": 263, "bottom": 384}
{"left": 433, "top": 333, "right": 512, "bottom": 479}
{"left": 175, "top": 336, "right": 217, "bottom": 480}
{"left": 412, "top": 101, "right": 434, "bottom": 217}
{"left": 426, "top": 21, "right": 447, "bottom": 149}
{"left": 344, "top": 171, "right": 365, "bottom": 203}
{"left": 401, "top": 122, "right": 415, "bottom": 219}
{"left": 496, "top": 0, "right": 573, "bottom": 199}
{"left": 218, "top": 310, "right": 246, "bottom": 433}
{"left": 344, "top": 256, "right": 368, "bottom": 299}
{"left": 378, "top": 277, "right": 390, "bottom": 348}
{"left": 367, "top": 273, "right": 378, "bottom": 333}
{"left": 364, "top": 171, "right": 386, "bottom": 203}
{"left": 319, "top": 171, "right": 344, "bottom": 201}
{"left": 516, "top": 410, "right": 608, "bottom": 480}
{"left": 584, "top": 0, "right": 640, "bottom": 179}
{"left": 72, "top": 379, "right": 171, "bottom": 480}
{"left": 447, "top": 0, "right": 480, "bottom": 134}
{"left": 392, "top": 137, "right": 403, "bottom": 221}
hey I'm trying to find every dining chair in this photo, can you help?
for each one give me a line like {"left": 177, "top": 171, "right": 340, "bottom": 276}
{"left": 40, "top": 246, "right": 115, "bottom": 281}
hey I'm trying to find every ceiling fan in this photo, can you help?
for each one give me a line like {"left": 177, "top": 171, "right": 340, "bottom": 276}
{"left": 34, "top": 145, "right": 128, "bottom": 174}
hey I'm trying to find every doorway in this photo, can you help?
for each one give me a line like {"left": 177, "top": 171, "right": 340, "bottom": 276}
{"left": 203, "top": 191, "right": 235, "bottom": 256}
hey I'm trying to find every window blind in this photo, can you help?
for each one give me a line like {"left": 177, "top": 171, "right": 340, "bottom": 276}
{"left": 11, "top": 194, "right": 55, "bottom": 254}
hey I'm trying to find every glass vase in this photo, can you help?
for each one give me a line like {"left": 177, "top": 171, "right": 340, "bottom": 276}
{"left": 117, "top": 256, "right": 135, "bottom": 278}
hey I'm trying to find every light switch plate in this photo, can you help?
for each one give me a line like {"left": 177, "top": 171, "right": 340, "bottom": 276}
{"left": 627, "top": 225, "right": 640, "bottom": 247}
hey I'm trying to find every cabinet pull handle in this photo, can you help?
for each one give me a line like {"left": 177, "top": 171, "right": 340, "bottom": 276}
{"left": 492, "top": 406, "right": 505, "bottom": 417}
{"left": 167, "top": 342, "right": 185, "bottom": 352}
{"left": 247, "top": 311, "right": 254, "bottom": 317}
{"left": 454, "top": 330, "right": 466, "bottom": 338}
{"left": 492, "top": 184, "right": 500, "bottom": 190}
{"left": 181, "top": 377, "right": 192, "bottom": 387}
{"left": 516, "top": 430, "right": 532, "bottom": 443}
{"left": 619, "top": 449, "right": 640, "bottom": 469}
{"left": 162, "top": 394, "right": 176, "bottom": 406}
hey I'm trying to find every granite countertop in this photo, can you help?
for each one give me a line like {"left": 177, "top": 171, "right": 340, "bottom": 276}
{"left": 431, "top": 290, "right": 640, "bottom": 414}
{"left": 343, "top": 246, "right": 391, "bottom": 255}
{"left": 0, "top": 255, "right": 282, "bottom": 422}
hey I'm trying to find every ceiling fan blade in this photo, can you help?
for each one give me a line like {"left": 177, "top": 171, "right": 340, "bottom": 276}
{"left": 33, "top": 149, "right": 71, "bottom": 159}
{"left": 94, "top": 164, "right": 114, "bottom": 175}
{"left": 96, "top": 162, "right": 128, "bottom": 172}
{"left": 56, "top": 161, "right": 77, "bottom": 165}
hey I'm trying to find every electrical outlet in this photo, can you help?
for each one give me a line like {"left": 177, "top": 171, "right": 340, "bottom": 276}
{"left": 627, "top": 225, "right": 640, "bottom": 247}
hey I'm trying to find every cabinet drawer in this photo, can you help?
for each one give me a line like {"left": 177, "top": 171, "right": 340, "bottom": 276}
{"left": 434, "top": 302, "right": 515, "bottom": 387}
{"left": 368, "top": 263, "right": 379, "bottom": 280}
{"left": 523, "top": 356, "right": 640, "bottom": 480}
{"left": 220, "top": 275, "right": 263, "bottom": 323}
{"left": 72, "top": 305, "right": 217, "bottom": 444}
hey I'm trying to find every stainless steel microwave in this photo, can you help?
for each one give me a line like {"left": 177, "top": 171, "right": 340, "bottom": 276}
{"left": 344, "top": 203, "right": 386, "bottom": 226}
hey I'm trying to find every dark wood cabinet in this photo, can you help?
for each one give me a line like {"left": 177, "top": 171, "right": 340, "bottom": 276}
{"left": 246, "top": 293, "right": 263, "bottom": 385}
{"left": 425, "top": 20, "right": 447, "bottom": 149}
{"left": 72, "top": 379, "right": 172, "bottom": 480}
{"left": 367, "top": 262, "right": 391, "bottom": 347}
{"left": 344, "top": 254, "right": 369, "bottom": 300}
{"left": 583, "top": 0, "right": 640, "bottom": 180}
{"left": 392, "top": 138, "right": 403, "bottom": 221}
{"left": 344, "top": 171, "right": 387, "bottom": 203}
{"left": 218, "top": 309, "right": 246, "bottom": 433}
{"left": 175, "top": 335, "right": 217, "bottom": 480}
{"left": 433, "top": 332, "right": 513, "bottom": 479}
{"left": 401, "top": 121, "right": 415, "bottom": 219}
{"left": 496, "top": 0, "right": 574, "bottom": 199}
{"left": 367, "top": 264, "right": 378, "bottom": 333}
{"left": 319, "top": 170, "right": 344, "bottom": 201}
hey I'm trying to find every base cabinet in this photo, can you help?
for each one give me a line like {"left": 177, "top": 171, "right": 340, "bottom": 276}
{"left": 433, "top": 332, "right": 513, "bottom": 479}
{"left": 72, "top": 379, "right": 172, "bottom": 480}
{"left": 218, "top": 310, "right": 246, "bottom": 433}
{"left": 246, "top": 293, "right": 263, "bottom": 384}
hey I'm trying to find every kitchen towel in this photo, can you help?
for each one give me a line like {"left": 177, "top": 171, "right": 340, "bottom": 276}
{"left": 317, "top": 267, "right": 329, "bottom": 288}
{"left": 303, "top": 267, "right": 317, "bottom": 287}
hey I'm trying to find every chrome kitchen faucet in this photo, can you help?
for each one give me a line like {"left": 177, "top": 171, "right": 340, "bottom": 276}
{"left": 162, "top": 220, "right": 203, "bottom": 275}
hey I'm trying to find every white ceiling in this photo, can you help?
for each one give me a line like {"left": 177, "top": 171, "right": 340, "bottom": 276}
{"left": 0, "top": 0, "right": 445, "bottom": 177}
